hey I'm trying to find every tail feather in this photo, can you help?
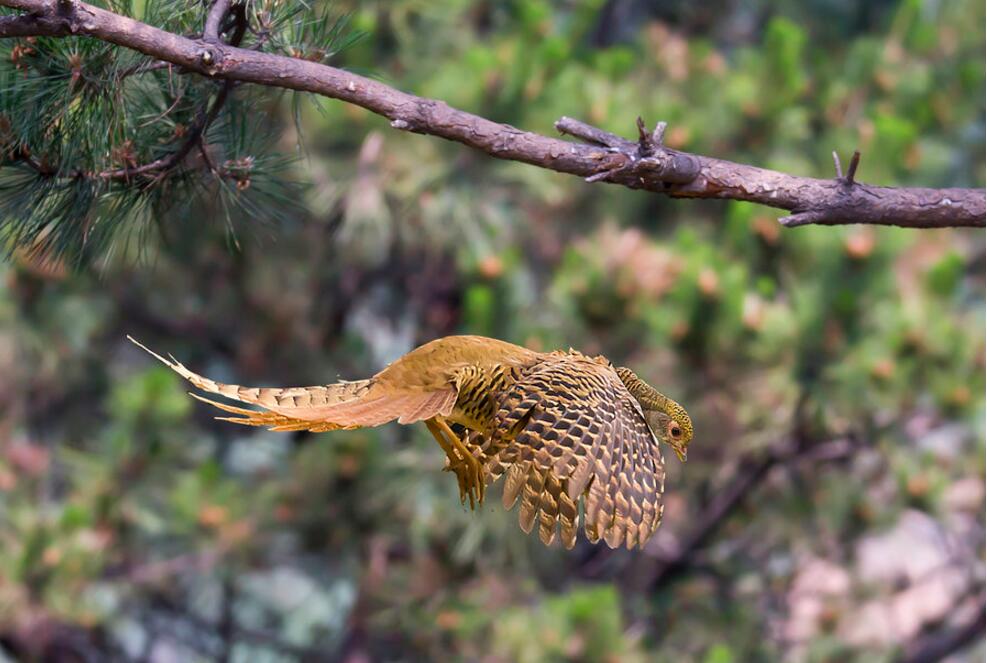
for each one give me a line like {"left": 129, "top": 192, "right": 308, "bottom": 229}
{"left": 128, "top": 336, "right": 373, "bottom": 412}
{"left": 190, "top": 394, "right": 356, "bottom": 432}
{"left": 129, "top": 336, "right": 458, "bottom": 430}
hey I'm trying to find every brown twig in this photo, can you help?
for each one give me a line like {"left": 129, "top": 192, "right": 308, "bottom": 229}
{"left": 203, "top": 0, "right": 231, "bottom": 43}
{"left": 832, "top": 150, "right": 844, "bottom": 179}
{"left": 1, "top": 0, "right": 984, "bottom": 229}
{"left": 11, "top": 144, "right": 57, "bottom": 176}
{"left": 844, "top": 149, "right": 861, "bottom": 184}
{"left": 555, "top": 115, "right": 629, "bottom": 149}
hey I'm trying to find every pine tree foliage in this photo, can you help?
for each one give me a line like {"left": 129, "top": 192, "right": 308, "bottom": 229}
{"left": 0, "top": 1, "right": 360, "bottom": 265}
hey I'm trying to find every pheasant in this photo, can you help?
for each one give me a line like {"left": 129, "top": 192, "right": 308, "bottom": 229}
{"left": 128, "top": 335, "right": 693, "bottom": 550}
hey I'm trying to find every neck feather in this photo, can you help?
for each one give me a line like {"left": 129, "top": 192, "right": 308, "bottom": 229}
{"left": 615, "top": 366, "right": 669, "bottom": 411}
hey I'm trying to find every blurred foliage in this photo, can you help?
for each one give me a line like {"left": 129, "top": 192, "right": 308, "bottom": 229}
{"left": 0, "top": 0, "right": 984, "bottom": 661}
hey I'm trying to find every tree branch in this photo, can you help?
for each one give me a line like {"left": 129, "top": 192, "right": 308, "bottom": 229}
{"left": 0, "top": 8, "right": 67, "bottom": 37}
{"left": 203, "top": 0, "right": 231, "bottom": 44}
{"left": 895, "top": 591, "right": 985, "bottom": 663}
{"left": 2, "top": 0, "right": 984, "bottom": 229}
{"left": 644, "top": 433, "right": 860, "bottom": 588}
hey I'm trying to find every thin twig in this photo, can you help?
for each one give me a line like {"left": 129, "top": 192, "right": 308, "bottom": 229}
{"left": 652, "top": 120, "right": 667, "bottom": 146}
{"left": 12, "top": 145, "right": 57, "bottom": 176}
{"left": 136, "top": 83, "right": 185, "bottom": 128}
{"left": 554, "top": 116, "right": 629, "bottom": 149}
{"left": 118, "top": 59, "right": 173, "bottom": 79}
{"left": 845, "top": 149, "right": 861, "bottom": 184}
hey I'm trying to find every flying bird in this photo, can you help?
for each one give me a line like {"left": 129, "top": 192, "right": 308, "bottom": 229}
{"left": 128, "top": 335, "right": 692, "bottom": 550}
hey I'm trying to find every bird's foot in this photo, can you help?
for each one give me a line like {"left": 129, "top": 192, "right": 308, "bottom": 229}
{"left": 442, "top": 456, "right": 473, "bottom": 506}
{"left": 444, "top": 451, "right": 484, "bottom": 509}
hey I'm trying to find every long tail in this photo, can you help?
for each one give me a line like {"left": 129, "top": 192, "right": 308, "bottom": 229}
{"left": 127, "top": 336, "right": 458, "bottom": 431}
{"left": 128, "top": 336, "right": 373, "bottom": 431}
{"left": 188, "top": 393, "right": 357, "bottom": 432}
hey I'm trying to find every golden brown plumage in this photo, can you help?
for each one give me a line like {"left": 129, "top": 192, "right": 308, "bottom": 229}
{"left": 128, "top": 334, "right": 693, "bottom": 550}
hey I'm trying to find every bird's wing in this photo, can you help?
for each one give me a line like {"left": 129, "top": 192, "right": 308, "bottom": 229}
{"left": 129, "top": 337, "right": 458, "bottom": 429}
{"left": 485, "top": 355, "right": 666, "bottom": 550}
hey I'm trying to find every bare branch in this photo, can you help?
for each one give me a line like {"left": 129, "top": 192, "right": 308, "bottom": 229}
{"left": 1, "top": 0, "right": 984, "bottom": 229}
{"left": 555, "top": 116, "right": 629, "bottom": 149}
{"left": 0, "top": 8, "right": 66, "bottom": 37}
{"left": 844, "top": 149, "right": 861, "bottom": 184}
{"left": 203, "top": 0, "right": 230, "bottom": 43}
{"left": 644, "top": 432, "right": 861, "bottom": 588}
{"left": 895, "top": 591, "right": 985, "bottom": 663}
{"left": 781, "top": 210, "right": 830, "bottom": 228}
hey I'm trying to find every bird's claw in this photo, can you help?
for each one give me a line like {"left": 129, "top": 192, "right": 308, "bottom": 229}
{"left": 444, "top": 452, "right": 484, "bottom": 509}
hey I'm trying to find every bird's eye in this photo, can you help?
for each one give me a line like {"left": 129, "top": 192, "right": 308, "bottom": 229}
{"left": 669, "top": 424, "right": 682, "bottom": 438}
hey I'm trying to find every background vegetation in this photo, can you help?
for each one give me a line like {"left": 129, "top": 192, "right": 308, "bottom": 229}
{"left": 0, "top": 0, "right": 983, "bottom": 661}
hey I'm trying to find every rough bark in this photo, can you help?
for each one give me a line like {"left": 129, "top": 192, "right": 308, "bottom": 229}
{"left": 1, "top": 0, "right": 984, "bottom": 229}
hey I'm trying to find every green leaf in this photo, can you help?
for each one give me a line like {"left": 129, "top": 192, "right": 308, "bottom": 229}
{"left": 704, "top": 644, "right": 735, "bottom": 663}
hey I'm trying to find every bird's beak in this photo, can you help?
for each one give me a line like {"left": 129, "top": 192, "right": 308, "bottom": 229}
{"left": 672, "top": 445, "right": 687, "bottom": 463}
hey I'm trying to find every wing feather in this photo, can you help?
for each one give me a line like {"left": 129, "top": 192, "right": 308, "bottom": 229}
{"left": 518, "top": 467, "right": 547, "bottom": 534}
{"left": 558, "top": 484, "right": 579, "bottom": 550}
{"left": 486, "top": 354, "right": 666, "bottom": 549}
{"left": 502, "top": 463, "right": 529, "bottom": 509}
{"left": 600, "top": 399, "right": 629, "bottom": 548}
{"left": 538, "top": 471, "right": 562, "bottom": 546}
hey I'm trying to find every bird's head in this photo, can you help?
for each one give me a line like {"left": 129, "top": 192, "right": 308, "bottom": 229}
{"left": 616, "top": 366, "right": 693, "bottom": 462}
{"left": 643, "top": 400, "right": 693, "bottom": 462}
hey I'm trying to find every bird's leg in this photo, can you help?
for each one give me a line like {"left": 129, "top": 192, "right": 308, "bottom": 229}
{"left": 425, "top": 417, "right": 485, "bottom": 508}
{"left": 436, "top": 417, "right": 485, "bottom": 507}
{"left": 424, "top": 418, "right": 471, "bottom": 505}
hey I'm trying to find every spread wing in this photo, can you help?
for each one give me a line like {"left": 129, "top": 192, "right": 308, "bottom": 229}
{"left": 482, "top": 355, "right": 666, "bottom": 550}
